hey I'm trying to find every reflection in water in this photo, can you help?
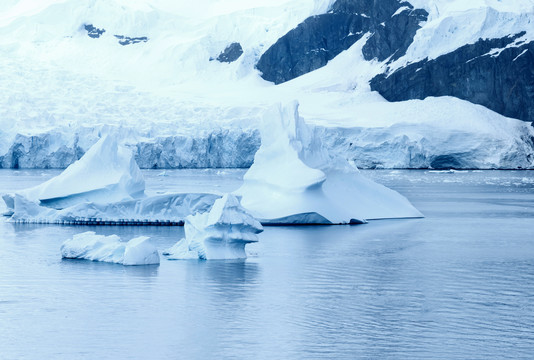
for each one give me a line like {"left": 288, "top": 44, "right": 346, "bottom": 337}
{"left": 184, "top": 259, "right": 261, "bottom": 301}
{"left": 60, "top": 259, "right": 160, "bottom": 278}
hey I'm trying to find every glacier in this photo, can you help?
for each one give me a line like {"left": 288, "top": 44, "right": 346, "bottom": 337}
{"left": 234, "top": 101, "right": 423, "bottom": 224}
{"left": 0, "top": 0, "right": 533, "bottom": 170}
{"left": 164, "top": 194, "right": 263, "bottom": 260}
{"left": 61, "top": 231, "right": 160, "bottom": 265}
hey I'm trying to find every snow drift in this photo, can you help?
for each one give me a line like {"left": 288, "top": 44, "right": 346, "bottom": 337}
{"left": 164, "top": 194, "right": 262, "bottom": 260}
{"left": 61, "top": 231, "right": 160, "bottom": 265}
{"left": 234, "top": 101, "right": 423, "bottom": 224}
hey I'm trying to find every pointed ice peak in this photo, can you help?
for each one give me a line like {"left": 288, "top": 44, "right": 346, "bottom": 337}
{"left": 7, "top": 134, "right": 145, "bottom": 209}
{"left": 244, "top": 101, "right": 326, "bottom": 192}
{"left": 206, "top": 194, "right": 263, "bottom": 233}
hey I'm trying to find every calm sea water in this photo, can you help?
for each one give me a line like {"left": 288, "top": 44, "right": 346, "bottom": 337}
{"left": 0, "top": 169, "right": 533, "bottom": 360}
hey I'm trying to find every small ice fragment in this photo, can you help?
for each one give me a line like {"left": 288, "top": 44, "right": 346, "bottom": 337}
{"left": 61, "top": 231, "right": 159, "bottom": 265}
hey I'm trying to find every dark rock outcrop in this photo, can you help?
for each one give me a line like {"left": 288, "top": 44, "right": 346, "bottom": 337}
{"left": 370, "top": 33, "right": 534, "bottom": 122}
{"left": 361, "top": 6, "right": 428, "bottom": 62}
{"left": 214, "top": 43, "right": 243, "bottom": 63}
{"left": 84, "top": 24, "right": 105, "bottom": 38}
{"left": 114, "top": 35, "right": 148, "bottom": 46}
{"left": 83, "top": 24, "right": 148, "bottom": 45}
{"left": 256, "top": 0, "right": 427, "bottom": 84}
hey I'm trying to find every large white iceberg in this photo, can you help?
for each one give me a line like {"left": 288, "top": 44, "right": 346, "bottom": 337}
{"left": 234, "top": 101, "right": 423, "bottom": 224}
{"left": 164, "top": 194, "right": 263, "bottom": 260}
{"left": 3, "top": 134, "right": 145, "bottom": 212}
{"left": 61, "top": 231, "right": 160, "bottom": 265}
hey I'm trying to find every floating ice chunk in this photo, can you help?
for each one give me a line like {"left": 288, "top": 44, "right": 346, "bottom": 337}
{"left": 235, "top": 101, "right": 422, "bottom": 224}
{"left": 4, "top": 134, "right": 145, "bottom": 211}
{"left": 164, "top": 194, "right": 263, "bottom": 260}
{"left": 8, "top": 193, "right": 220, "bottom": 225}
{"left": 61, "top": 231, "right": 159, "bottom": 265}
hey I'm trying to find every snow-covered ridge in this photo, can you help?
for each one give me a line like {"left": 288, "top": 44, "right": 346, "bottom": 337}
{"left": 391, "top": 4, "right": 534, "bottom": 71}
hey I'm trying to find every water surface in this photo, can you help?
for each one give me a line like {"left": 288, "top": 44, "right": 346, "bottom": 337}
{"left": 1, "top": 169, "right": 533, "bottom": 359}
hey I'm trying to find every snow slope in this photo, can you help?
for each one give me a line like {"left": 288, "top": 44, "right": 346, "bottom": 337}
{"left": 0, "top": 0, "right": 533, "bottom": 169}
{"left": 398, "top": 0, "right": 534, "bottom": 69}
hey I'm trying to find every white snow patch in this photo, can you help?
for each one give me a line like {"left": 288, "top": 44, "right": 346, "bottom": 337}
{"left": 392, "top": 6, "right": 411, "bottom": 17}
{"left": 390, "top": 5, "right": 534, "bottom": 70}
{"left": 513, "top": 48, "right": 529, "bottom": 61}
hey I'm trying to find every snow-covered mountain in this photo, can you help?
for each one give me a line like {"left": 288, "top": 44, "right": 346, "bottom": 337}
{"left": 1, "top": 0, "right": 533, "bottom": 169}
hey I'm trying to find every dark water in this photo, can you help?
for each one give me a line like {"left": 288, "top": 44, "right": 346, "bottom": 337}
{"left": 0, "top": 170, "right": 533, "bottom": 359}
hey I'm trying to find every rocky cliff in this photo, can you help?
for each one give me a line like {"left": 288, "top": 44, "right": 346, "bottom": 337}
{"left": 371, "top": 34, "right": 534, "bottom": 122}
{"left": 256, "top": 0, "right": 533, "bottom": 122}
{"left": 256, "top": 0, "right": 428, "bottom": 84}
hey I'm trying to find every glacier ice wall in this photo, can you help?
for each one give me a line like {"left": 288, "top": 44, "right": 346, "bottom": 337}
{"left": 1, "top": 110, "right": 532, "bottom": 170}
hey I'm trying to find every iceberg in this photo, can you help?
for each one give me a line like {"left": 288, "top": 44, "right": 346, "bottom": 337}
{"left": 164, "top": 194, "right": 263, "bottom": 260}
{"left": 3, "top": 134, "right": 145, "bottom": 212}
{"left": 61, "top": 231, "right": 160, "bottom": 265}
{"left": 234, "top": 101, "right": 423, "bottom": 224}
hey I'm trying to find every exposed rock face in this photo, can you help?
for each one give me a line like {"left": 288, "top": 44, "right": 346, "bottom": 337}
{"left": 371, "top": 33, "right": 534, "bottom": 122}
{"left": 256, "top": 0, "right": 427, "bottom": 84}
{"left": 84, "top": 24, "right": 148, "bottom": 46}
{"left": 114, "top": 35, "right": 148, "bottom": 46}
{"left": 84, "top": 24, "right": 105, "bottom": 38}
{"left": 215, "top": 42, "right": 243, "bottom": 63}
